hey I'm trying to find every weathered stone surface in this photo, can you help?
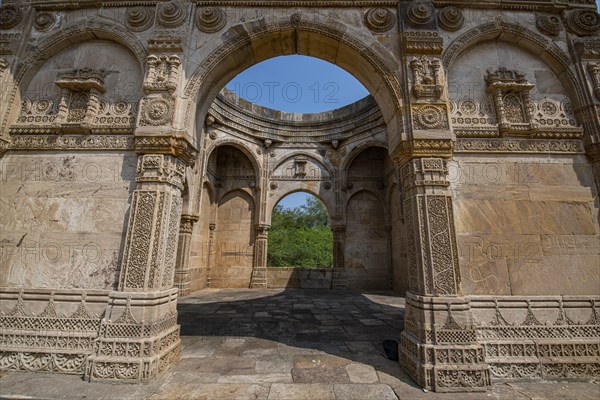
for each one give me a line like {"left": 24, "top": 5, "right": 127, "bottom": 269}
{"left": 1, "top": 0, "right": 600, "bottom": 393}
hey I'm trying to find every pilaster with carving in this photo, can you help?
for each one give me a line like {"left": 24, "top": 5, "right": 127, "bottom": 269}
{"left": 174, "top": 214, "right": 199, "bottom": 296}
{"left": 331, "top": 225, "right": 348, "bottom": 290}
{"left": 250, "top": 224, "right": 270, "bottom": 289}
{"left": 397, "top": 20, "right": 490, "bottom": 391}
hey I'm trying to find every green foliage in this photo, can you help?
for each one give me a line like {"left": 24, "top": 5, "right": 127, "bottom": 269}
{"left": 268, "top": 196, "right": 333, "bottom": 268}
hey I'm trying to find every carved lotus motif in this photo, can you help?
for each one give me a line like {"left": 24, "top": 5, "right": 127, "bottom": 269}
{"left": 438, "top": 6, "right": 464, "bottom": 32}
{"left": 33, "top": 12, "right": 56, "bottom": 32}
{"left": 126, "top": 7, "right": 155, "bottom": 32}
{"left": 364, "top": 8, "right": 395, "bottom": 33}
{"left": 0, "top": 4, "right": 22, "bottom": 29}
{"left": 196, "top": 7, "right": 226, "bottom": 33}
{"left": 157, "top": 1, "right": 187, "bottom": 29}
{"left": 406, "top": 1, "right": 434, "bottom": 28}
{"left": 566, "top": 9, "right": 600, "bottom": 36}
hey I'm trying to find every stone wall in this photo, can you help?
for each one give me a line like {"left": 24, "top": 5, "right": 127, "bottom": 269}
{"left": 0, "top": 0, "right": 598, "bottom": 392}
{"left": 266, "top": 268, "right": 333, "bottom": 289}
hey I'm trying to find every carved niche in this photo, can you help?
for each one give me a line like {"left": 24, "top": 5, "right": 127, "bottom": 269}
{"left": 410, "top": 55, "right": 444, "bottom": 99}
{"left": 485, "top": 67, "right": 536, "bottom": 135}
{"left": 54, "top": 68, "right": 106, "bottom": 128}
{"left": 144, "top": 55, "right": 181, "bottom": 94}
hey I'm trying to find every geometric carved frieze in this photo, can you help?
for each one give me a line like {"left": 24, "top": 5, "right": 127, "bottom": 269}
{"left": 455, "top": 138, "right": 585, "bottom": 154}
{"left": 404, "top": 31, "right": 444, "bottom": 55}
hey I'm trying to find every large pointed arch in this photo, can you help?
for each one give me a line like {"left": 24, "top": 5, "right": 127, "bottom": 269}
{"left": 183, "top": 12, "right": 406, "bottom": 149}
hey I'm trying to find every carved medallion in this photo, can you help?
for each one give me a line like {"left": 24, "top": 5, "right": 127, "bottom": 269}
{"left": 33, "top": 12, "right": 56, "bottom": 32}
{"left": 196, "top": 7, "right": 226, "bottom": 33}
{"left": 0, "top": 5, "right": 22, "bottom": 30}
{"left": 438, "top": 7, "right": 464, "bottom": 32}
{"left": 536, "top": 14, "right": 563, "bottom": 36}
{"left": 414, "top": 105, "right": 448, "bottom": 130}
{"left": 406, "top": 1, "right": 435, "bottom": 29}
{"left": 157, "top": 1, "right": 187, "bottom": 29}
{"left": 565, "top": 9, "right": 600, "bottom": 36}
{"left": 364, "top": 8, "right": 395, "bottom": 33}
{"left": 140, "top": 96, "right": 175, "bottom": 126}
{"left": 125, "top": 7, "right": 155, "bottom": 32}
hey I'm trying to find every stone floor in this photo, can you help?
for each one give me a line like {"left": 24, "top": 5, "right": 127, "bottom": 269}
{"left": 1, "top": 288, "right": 599, "bottom": 400}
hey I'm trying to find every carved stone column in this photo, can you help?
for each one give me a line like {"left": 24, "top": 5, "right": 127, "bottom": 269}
{"left": 331, "top": 225, "right": 348, "bottom": 290}
{"left": 85, "top": 137, "right": 196, "bottom": 383}
{"left": 396, "top": 154, "right": 490, "bottom": 392}
{"left": 174, "top": 214, "right": 199, "bottom": 296}
{"left": 250, "top": 224, "right": 270, "bottom": 289}
{"left": 206, "top": 223, "right": 216, "bottom": 288}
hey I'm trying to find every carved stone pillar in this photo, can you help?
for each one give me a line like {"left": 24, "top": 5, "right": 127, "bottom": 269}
{"left": 174, "top": 214, "right": 199, "bottom": 296}
{"left": 206, "top": 223, "right": 216, "bottom": 288}
{"left": 85, "top": 137, "right": 196, "bottom": 383}
{"left": 396, "top": 155, "right": 490, "bottom": 392}
{"left": 250, "top": 224, "right": 270, "bottom": 289}
{"left": 331, "top": 225, "right": 348, "bottom": 290}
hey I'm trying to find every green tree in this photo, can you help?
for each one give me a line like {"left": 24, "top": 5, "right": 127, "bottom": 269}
{"left": 268, "top": 195, "right": 333, "bottom": 268}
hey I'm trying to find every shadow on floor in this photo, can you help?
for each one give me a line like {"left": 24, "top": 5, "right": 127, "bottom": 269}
{"left": 175, "top": 288, "right": 421, "bottom": 389}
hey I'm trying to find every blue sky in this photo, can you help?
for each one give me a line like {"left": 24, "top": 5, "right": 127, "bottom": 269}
{"left": 227, "top": 55, "right": 368, "bottom": 209}
{"left": 226, "top": 55, "right": 369, "bottom": 114}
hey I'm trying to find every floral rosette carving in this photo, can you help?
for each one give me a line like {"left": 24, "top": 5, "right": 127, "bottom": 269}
{"left": 565, "top": 9, "right": 600, "bottom": 36}
{"left": 157, "top": 1, "right": 188, "bottom": 29}
{"left": 0, "top": 4, "right": 22, "bottom": 30}
{"left": 536, "top": 15, "right": 563, "bottom": 36}
{"left": 364, "top": 8, "right": 395, "bottom": 33}
{"left": 140, "top": 96, "right": 175, "bottom": 126}
{"left": 33, "top": 12, "right": 56, "bottom": 32}
{"left": 125, "top": 7, "right": 155, "bottom": 32}
{"left": 438, "top": 7, "right": 464, "bottom": 32}
{"left": 196, "top": 7, "right": 227, "bottom": 33}
{"left": 415, "top": 105, "right": 448, "bottom": 130}
{"left": 406, "top": 1, "right": 434, "bottom": 29}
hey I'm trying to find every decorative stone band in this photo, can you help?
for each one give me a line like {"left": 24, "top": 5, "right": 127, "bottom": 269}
{"left": 6, "top": 135, "right": 135, "bottom": 152}
{"left": 469, "top": 295, "right": 600, "bottom": 381}
{"left": 392, "top": 139, "right": 454, "bottom": 166}
{"left": 455, "top": 138, "right": 585, "bottom": 154}
{"left": 134, "top": 136, "right": 197, "bottom": 166}
{"left": 0, "top": 289, "right": 110, "bottom": 376}
{"left": 86, "top": 289, "right": 181, "bottom": 383}
{"left": 400, "top": 294, "right": 491, "bottom": 392}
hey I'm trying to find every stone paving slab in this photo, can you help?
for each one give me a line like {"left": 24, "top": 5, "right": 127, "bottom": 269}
{"left": 1, "top": 289, "right": 599, "bottom": 400}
